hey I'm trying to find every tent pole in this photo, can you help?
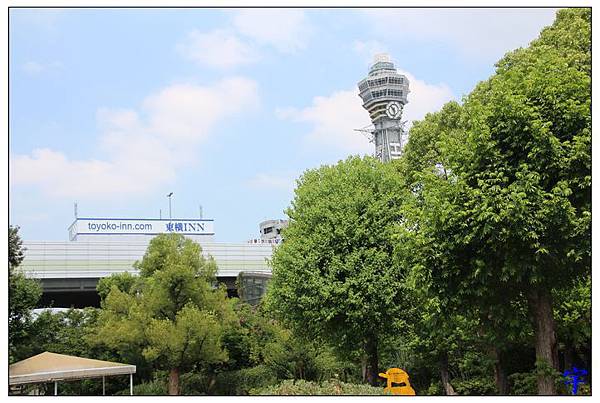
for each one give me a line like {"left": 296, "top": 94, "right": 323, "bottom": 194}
{"left": 54, "top": 381, "right": 57, "bottom": 396}
{"left": 102, "top": 376, "right": 105, "bottom": 396}
{"left": 130, "top": 373, "right": 133, "bottom": 395}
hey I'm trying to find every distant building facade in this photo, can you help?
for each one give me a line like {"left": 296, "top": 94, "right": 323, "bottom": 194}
{"left": 20, "top": 215, "right": 274, "bottom": 307}
{"left": 237, "top": 272, "right": 272, "bottom": 306}
{"left": 247, "top": 219, "right": 288, "bottom": 245}
{"left": 260, "top": 219, "right": 288, "bottom": 241}
{"left": 239, "top": 218, "right": 288, "bottom": 304}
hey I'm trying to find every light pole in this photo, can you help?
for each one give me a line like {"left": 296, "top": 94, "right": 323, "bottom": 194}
{"left": 167, "top": 192, "right": 173, "bottom": 223}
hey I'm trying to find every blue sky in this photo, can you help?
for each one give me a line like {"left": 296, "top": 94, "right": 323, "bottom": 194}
{"left": 9, "top": 8, "right": 558, "bottom": 242}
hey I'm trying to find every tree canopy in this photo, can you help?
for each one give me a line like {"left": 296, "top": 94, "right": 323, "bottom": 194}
{"left": 8, "top": 225, "right": 42, "bottom": 361}
{"left": 266, "top": 156, "right": 412, "bottom": 385}
{"left": 92, "top": 233, "right": 235, "bottom": 395}
{"left": 396, "top": 8, "right": 590, "bottom": 395}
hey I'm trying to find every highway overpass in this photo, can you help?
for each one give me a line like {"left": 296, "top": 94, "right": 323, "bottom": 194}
{"left": 18, "top": 241, "right": 274, "bottom": 308}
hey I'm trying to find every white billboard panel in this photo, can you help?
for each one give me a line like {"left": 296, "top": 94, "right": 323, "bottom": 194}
{"left": 70, "top": 218, "right": 214, "bottom": 239}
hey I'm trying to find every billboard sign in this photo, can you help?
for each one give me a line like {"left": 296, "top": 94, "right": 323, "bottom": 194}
{"left": 69, "top": 218, "right": 214, "bottom": 239}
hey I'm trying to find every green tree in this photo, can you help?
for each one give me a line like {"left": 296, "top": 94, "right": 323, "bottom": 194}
{"left": 9, "top": 225, "right": 25, "bottom": 269}
{"left": 399, "top": 9, "right": 590, "bottom": 394}
{"left": 97, "top": 271, "right": 137, "bottom": 300}
{"left": 398, "top": 111, "right": 538, "bottom": 395}
{"left": 212, "top": 300, "right": 356, "bottom": 395}
{"left": 92, "top": 233, "right": 235, "bottom": 395}
{"left": 265, "top": 156, "right": 410, "bottom": 386}
{"left": 8, "top": 225, "right": 42, "bottom": 361}
{"left": 553, "top": 274, "right": 591, "bottom": 371}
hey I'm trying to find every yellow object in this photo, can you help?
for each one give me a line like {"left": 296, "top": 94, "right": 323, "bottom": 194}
{"left": 379, "top": 368, "right": 416, "bottom": 395}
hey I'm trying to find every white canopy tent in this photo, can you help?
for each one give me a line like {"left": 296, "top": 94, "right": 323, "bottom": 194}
{"left": 9, "top": 352, "right": 136, "bottom": 395}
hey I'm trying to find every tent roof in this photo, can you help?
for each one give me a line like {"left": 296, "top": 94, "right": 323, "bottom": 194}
{"left": 9, "top": 352, "right": 136, "bottom": 385}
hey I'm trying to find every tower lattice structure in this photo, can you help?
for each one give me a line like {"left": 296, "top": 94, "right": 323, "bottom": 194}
{"left": 357, "top": 54, "right": 410, "bottom": 162}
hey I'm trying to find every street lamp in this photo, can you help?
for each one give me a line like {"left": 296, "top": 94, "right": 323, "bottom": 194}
{"left": 167, "top": 192, "right": 173, "bottom": 222}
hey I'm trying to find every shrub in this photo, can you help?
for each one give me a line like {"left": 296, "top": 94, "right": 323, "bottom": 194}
{"left": 452, "top": 377, "right": 496, "bottom": 395}
{"left": 251, "top": 379, "right": 385, "bottom": 395}
{"left": 214, "top": 365, "right": 278, "bottom": 395}
{"left": 509, "top": 372, "right": 538, "bottom": 395}
{"left": 116, "top": 379, "right": 167, "bottom": 395}
{"left": 424, "top": 381, "right": 442, "bottom": 395}
{"left": 509, "top": 370, "right": 578, "bottom": 396}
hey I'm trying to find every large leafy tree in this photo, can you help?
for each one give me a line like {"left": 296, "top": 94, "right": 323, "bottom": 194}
{"left": 8, "top": 225, "right": 42, "bottom": 361}
{"left": 265, "top": 156, "right": 411, "bottom": 386}
{"left": 399, "top": 9, "right": 590, "bottom": 395}
{"left": 92, "top": 234, "right": 236, "bottom": 395}
{"left": 396, "top": 102, "right": 536, "bottom": 395}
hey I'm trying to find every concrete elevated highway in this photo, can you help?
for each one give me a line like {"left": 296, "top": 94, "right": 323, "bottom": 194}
{"left": 18, "top": 241, "right": 274, "bottom": 308}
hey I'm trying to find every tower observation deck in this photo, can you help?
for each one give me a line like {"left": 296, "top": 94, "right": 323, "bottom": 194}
{"left": 357, "top": 54, "right": 410, "bottom": 162}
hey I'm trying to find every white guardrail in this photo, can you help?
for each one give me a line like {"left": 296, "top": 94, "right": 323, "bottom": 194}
{"left": 19, "top": 241, "right": 274, "bottom": 279}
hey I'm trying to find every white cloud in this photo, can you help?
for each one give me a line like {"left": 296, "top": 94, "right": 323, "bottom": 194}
{"left": 277, "top": 90, "right": 372, "bottom": 154}
{"left": 362, "top": 9, "right": 557, "bottom": 62}
{"left": 22, "top": 61, "right": 61, "bottom": 75}
{"left": 176, "top": 29, "right": 258, "bottom": 69}
{"left": 277, "top": 71, "right": 454, "bottom": 155}
{"left": 12, "top": 9, "right": 63, "bottom": 32}
{"left": 11, "top": 148, "right": 170, "bottom": 197}
{"left": 177, "top": 10, "right": 312, "bottom": 69}
{"left": 397, "top": 70, "right": 454, "bottom": 125}
{"left": 11, "top": 77, "right": 260, "bottom": 199}
{"left": 246, "top": 173, "right": 296, "bottom": 192}
{"left": 353, "top": 40, "right": 388, "bottom": 66}
{"left": 22, "top": 61, "right": 44, "bottom": 74}
{"left": 143, "top": 78, "right": 259, "bottom": 143}
{"left": 233, "top": 9, "right": 312, "bottom": 53}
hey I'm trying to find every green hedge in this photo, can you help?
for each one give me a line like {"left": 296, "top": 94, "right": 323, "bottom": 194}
{"left": 213, "top": 365, "right": 278, "bottom": 395}
{"left": 251, "top": 379, "right": 385, "bottom": 395}
{"left": 452, "top": 377, "right": 496, "bottom": 395}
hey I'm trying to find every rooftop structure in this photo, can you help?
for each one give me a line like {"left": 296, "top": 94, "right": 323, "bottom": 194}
{"left": 68, "top": 217, "right": 215, "bottom": 243}
{"left": 259, "top": 219, "right": 288, "bottom": 241}
{"left": 248, "top": 219, "right": 288, "bottom": 245}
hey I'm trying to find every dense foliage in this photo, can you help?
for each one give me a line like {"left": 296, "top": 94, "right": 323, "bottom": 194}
{"left": 9, "top": 225, "right": 25, "bottom": 269}
{"left": 252, "top": 379, "right": 385, "bottom": 395}
{"left": 265, "top": 156, "right": 411, "bottom": 385}
{"left": 8, "top": 225, "right": 42, "bottom": 362}
{"left": 394, "top": 8, "right": 590, "bottom": 395}
{"left": 91, "top": 233, "right": 235, "bottom": 395}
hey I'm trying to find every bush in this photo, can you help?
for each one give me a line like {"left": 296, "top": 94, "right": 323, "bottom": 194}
{"left": 180, "top": 372, "right": 209, "bottom": 395}
{"left": 576, "top": 383, "right": 591, "bottom": 396}
{"left": 116, "top": 379, "right": 167, "bottom": 395}
{"left": 424, "top": 381, "right": 442, "bottom": 395}
{"left": 214, "top": 365, "right": 278, "bottom": 395}
{"left": 509, "top": 372, "right": 538, "bottom": 395}
{"left": 251, "top": 379, "right": 385, "bottom": 395}
{"left": 508, "top": 371, "right": 569, "bottom": 396}
{"left": 452, "top": 377, "right": 496, "bottom": 395}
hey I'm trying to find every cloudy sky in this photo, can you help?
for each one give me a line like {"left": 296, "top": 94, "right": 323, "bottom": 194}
{"left": 9, "top": 8, "right": 558, "bottom": 242}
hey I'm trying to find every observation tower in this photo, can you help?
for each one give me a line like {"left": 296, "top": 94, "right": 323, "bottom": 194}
{"left": 357, "top": 54, "right": 410, "bottom": 162}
